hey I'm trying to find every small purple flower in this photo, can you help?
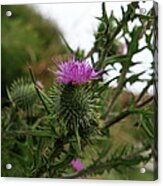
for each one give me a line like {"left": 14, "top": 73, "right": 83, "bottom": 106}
{"left": 70, "top": 159, "right": 84, "bottom": 171}
{"left": 51, "top": 59, "right": 102, "bottom": 85}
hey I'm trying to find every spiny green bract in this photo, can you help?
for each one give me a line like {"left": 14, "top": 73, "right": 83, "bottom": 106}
{"left": 48, "top": 83, "right": 99, "bottom": 138}
{"left": 7, "top": 78, "right": 37, "bottom": 110}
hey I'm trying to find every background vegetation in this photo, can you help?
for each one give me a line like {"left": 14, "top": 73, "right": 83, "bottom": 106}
{"left": 1, "top": 5, "right": 66, "bottom": 102}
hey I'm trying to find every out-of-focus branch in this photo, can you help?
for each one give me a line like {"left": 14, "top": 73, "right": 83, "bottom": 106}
{"left": 136, "top": 96, "right": 153, "bottom": 108}
{"left": 84, "top": 47, "right": 96, "bottom": 60}
{"left": 59, "top": 31, "right": 74, "bottom": 54}
{"left": 103, "top": 96, "right": 153, "bottom": 129}
{"left": 104, "top": 109, "right": 131, "bottom": 128}
{"left": 104, "top": 64, "right": 129, "bottom": 124}
{"left": 136, "top": 79, "right": 153, "bottom": 103}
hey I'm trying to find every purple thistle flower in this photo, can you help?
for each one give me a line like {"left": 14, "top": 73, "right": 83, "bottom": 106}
{"left": 70, "top": 159, "right": 84, "bottom": 171}
{"left": 51, "top": 59, "right": 102, "bottom": 85}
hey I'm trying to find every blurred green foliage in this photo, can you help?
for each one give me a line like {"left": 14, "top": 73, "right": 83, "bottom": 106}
{"left": 2, "top": 5, "right": 66, "bottom": 99}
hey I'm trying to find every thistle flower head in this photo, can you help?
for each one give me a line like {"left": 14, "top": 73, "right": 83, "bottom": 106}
{"left": 52, "top": 59, "right": 102, "bottom": 85}
{"left": 70, "top": 159, "right": 84, "bottom": 171}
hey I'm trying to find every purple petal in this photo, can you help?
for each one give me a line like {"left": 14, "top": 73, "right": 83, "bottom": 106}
{"left": 70, "top": 159, "right": 84, "bottom": 171}
{"left": 50, "top": 59, "right": 103, "bottom": 85}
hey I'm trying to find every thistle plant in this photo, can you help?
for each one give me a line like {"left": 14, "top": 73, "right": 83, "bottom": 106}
{"left": 48, "top": 59, "right": 102, "bottom": 152}
{"left": 1, "top": 2, "right": 158, "bottom": 180}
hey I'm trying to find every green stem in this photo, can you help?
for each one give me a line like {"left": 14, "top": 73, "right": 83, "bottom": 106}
{"left": 75, "top": 125, "right": 81, "bottom": 153}
{"left": 28, "top": 66, "right": 50, "bottom": 114}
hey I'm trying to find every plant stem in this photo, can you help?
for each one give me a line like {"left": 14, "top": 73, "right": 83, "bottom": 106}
{"left": 103, "top": 96, "right": 153, "bottom": 129}
{"left": 28, "top": 66, "right": 50, "bottom": 114}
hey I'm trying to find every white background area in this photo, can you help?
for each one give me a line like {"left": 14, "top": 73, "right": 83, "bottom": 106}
{"left": 0, "top": 0, "right": 162, "bottom": 186}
